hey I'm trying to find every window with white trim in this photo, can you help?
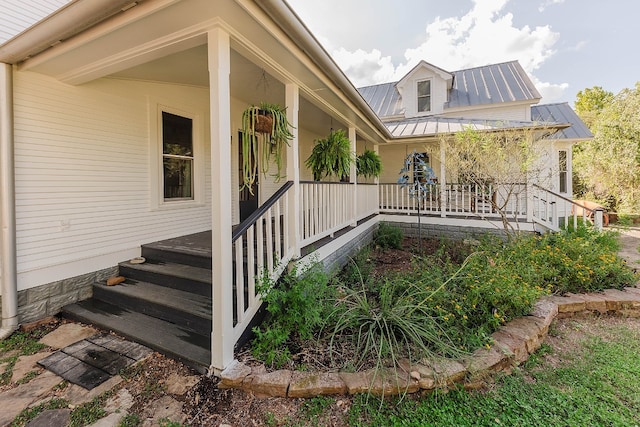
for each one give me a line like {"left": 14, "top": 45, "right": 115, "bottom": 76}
{"left": 558, "top": 150, "right": 568, "bottom": 193}
{"left": 417, "top": 80, "right": 431, "bottom": 113}
{"left": 162, "top": 111, "right": 194, "bottom": 200}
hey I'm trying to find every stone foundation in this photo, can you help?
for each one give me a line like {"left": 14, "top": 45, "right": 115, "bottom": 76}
{"left": 0, "top": 266, "right": 117, "bottom": 324}
{"left": 386, "top": 220, "right": 511, "bottom": 241}
{"left": 220, "top": 286, "right": 640, "bottom": 398}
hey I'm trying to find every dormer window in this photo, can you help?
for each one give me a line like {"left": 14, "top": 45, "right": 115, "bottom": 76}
{"left": 417, "top": 80, "right": 431, "bottom": 113}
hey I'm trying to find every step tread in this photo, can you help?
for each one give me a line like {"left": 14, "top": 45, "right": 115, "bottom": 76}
{"left": 62, "top": 299, "right": 211, "bottom": 372}
{"left": 119, "top": 260, "right": 212, "bottom": 284}
{"left": 95, "top": 280, "right": 212, "bottom": 321}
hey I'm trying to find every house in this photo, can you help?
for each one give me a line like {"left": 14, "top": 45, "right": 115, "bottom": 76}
{"left": 0, "top": 0, "right": 593, "bottom": 374}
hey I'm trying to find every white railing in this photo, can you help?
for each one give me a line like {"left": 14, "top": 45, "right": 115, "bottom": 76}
{"left": 300, "top": 181, "right": 355, "bottom": 247}
{"left": 356, "top": 183, "right": 379, "bottom": 221}
{"left": 379, "top": 183, "right": 528, "bottom": 219}
{"left": 231, "top": 182, "right": 296, "bottom": 343}
{"left": 531, "top": 184, "right": 603, "bottom": 232}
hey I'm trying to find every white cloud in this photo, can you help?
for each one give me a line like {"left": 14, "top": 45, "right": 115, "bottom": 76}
{"left": 326, "top": 0, "right": 565, "bottom": 100}
{"left": 538, "top": 0, "right": 565, "bottom": 12}
{"left": 531, "top": 76, "right": 569, "bottom": 103}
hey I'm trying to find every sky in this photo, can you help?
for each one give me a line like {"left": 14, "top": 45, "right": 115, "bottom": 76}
{"left": 286, "top": 0, "right": 640, "bottom": 105}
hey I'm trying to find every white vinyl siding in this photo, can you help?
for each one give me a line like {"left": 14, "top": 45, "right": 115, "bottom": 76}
{"left": 13, "top": 72, "right": 211, "bottom": 290}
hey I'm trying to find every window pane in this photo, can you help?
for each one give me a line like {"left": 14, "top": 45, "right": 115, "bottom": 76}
{"left": 559, "top": 171, "right": 567, "bottom": 193}
{"left": 163, "top": 158, "right": 193, "bottom": 199}
{"left": 418, "top": 96, "right": 431, "bottom": 112}
{"left": 417, "top": 80, "right": 430, "bottom": 96}
{"left": 162, "top": 112, "right": 193, "bottom": 156}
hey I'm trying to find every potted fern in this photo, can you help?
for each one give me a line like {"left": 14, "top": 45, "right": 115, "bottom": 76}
{"left": 241, "top": 102, "right": 294, "bottom": 193}
{"left": 356, "top": 149, "right": 382, "bottom": 178}
{"left": 305, "top": 129, "right": 354, "bottom": 181}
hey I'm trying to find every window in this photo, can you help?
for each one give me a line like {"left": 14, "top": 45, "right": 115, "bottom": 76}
{"left": 417, "top": 80, "right": 431, "bottom": 113}
{"left": 162, "top": 112, "right": 193, "bottom": 200}
{"left": 558, "top": 150, "right": 568, "bottom": 193}
{"left": 413, "top": 152, "right": 436, "bottom": 183}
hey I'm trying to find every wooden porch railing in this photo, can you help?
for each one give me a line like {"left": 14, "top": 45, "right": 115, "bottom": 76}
{"left": 530, "top": 184, "right": 603, "bottom": 231}
{"left": 300, "top": 181, "right": 353, "bottom": 247}
{"left": 230, "top": 181, "right": 295, "bottom": 343}
{"left": 379, "top": 183, "right": 528, "bottom": 219}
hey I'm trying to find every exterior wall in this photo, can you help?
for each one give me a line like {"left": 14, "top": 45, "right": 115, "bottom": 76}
{"left": 13, "top": 71, "right": 212, "bottom": 291}
{"left": 378, "top": 142, "right": 441, "bottom": 184}
{"left": 441, "top": 103, "right": 531, "bottom": 121}
{"left": 397, "top": 70, "right": 449, "bottom": 117}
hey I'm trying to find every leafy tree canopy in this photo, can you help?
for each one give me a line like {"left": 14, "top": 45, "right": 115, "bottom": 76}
{"left": 574, "top": 83, "right": 640, "bottom": 213}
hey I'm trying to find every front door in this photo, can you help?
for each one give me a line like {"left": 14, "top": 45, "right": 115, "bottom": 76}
{"left": 239, "top": 131, "right": 258, "bottom": 222}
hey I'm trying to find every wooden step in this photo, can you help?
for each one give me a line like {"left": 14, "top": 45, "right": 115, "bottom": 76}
{"left": 118, "top": 260, "right": 212, "bottom": 297}
{"left": 62, "top": 299, "right": 211, "bottom": 373}
{"left": 92, "top": 280, "right": 212, "bottom": 336}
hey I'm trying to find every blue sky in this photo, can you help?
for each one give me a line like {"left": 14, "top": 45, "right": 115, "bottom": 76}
{"left": 287, "top": 0, "right": 640, "bottom": 105}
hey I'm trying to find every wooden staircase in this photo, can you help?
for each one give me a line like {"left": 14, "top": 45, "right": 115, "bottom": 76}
{"left": 62, "top": 232, "right": 214, "bottom": 373}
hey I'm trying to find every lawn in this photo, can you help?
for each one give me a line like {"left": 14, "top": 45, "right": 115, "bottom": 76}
{"left": 345, "top": 316, "right": 640, "bottom": 427}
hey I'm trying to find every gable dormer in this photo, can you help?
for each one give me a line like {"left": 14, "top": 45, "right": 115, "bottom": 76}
{"left": 395, "top": 60, "right": 453, "bottom": 118}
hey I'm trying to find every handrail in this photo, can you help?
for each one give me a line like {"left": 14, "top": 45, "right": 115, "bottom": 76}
{"left": 531, "top": 183, "right": 596, "bottom": 214}
{"left": 232, "top": 181, "right": 294, "bottom": 242}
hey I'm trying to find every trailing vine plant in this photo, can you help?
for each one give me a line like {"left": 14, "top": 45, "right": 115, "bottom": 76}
{"left": 241, "top": 102, "right": 294, "bottom": 194}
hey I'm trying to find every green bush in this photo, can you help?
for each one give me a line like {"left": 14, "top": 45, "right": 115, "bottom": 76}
{"left": 375, "top": 223, "right": 404, "bottom": 249}
{"left": 252, "top": 261, "right": 334, "bottom": 367}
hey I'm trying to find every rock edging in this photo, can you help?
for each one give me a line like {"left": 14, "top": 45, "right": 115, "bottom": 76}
{"left": 220, "top": 286, "right": 640, "bottom": 398}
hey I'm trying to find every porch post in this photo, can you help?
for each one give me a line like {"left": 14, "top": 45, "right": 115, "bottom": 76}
{"left": 285, "top": 83, "right": 300, "bottom": 258}
{"left": 374, "top": 144, "right": 380, "bottom": 214}
{"left": 349, "top": 127, "right": 357, "bottom": 226}
{"left": 207, "top": 28, "right": 234, "bottom": 373}
{"left": 439, "top": 139, "right": 447, "bottom": 218}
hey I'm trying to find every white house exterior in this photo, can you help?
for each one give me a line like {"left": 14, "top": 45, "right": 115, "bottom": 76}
{"left": 0, "top": 0, "right": 592, "bottom": 373}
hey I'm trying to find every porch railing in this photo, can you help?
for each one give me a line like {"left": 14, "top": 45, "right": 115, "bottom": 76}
{"left": 230, "top": 181, "right": 295, "bottom": 343}
{"left": 300, "top": 181, "right": 354, "bottom": 247}
{"left": 530, "top": 184, "right": 603, "bottom": 231}
{"left": 356, "top": 183, "right": 379, "bottom": 221}
{"left": 379, "top": 183, "right": 527, "bottom": 219}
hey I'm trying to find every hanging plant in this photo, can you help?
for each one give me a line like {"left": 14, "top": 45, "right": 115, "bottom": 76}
{"left": 356, "top": 149, "right": 383, "bottom": 178}
{"left": 305, "top": 129, "right": 354, "bottom": 181}
{"left": 241, "top": 102, "right": 294, "bottom": 194}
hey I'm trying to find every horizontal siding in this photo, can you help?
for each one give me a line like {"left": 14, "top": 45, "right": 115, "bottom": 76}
{"left": 14, "top": 72, "right": 212, "bottom": 290}
{"left": 441, "top": 104, "right": 530, "bottom": 121}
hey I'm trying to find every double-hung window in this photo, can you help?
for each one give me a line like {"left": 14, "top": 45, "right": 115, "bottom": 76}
{"left": 162, "top": 111, "right": 194, "bottom": 200}
{"left": 417, "top": 80, "right": 431, "bottom": 113}
{"left": 558, "top": 150, "right": 568, "bottom": 193}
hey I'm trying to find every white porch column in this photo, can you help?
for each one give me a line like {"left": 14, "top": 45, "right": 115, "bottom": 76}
{"left": 207, "top": 28, "right": 234, "bottom": 373}
{"left": 349, "top": 127, "right": 357, "bottom": 226}
{"left": 374, "top": 144, "right": 380, "bottom": 213}
{"left": 285, "top": 83, "right": 300, "bottom": 258}
{"left": 439, "top": 139, "right": 447, "bottom": 218}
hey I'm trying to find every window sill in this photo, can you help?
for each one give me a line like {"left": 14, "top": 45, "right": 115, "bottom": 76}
{"left": 153, "top": 200, "right": 206, "bottom": 211}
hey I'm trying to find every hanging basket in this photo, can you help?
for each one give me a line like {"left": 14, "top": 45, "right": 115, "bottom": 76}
{"left": 254, "top": 110, "right": 273, "bottom": 134}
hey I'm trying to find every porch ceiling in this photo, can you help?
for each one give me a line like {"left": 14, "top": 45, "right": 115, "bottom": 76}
{"left": 17, "top": 0, "right": 387, "bottom": 143}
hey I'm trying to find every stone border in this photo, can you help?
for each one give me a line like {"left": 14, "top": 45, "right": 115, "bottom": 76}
{"left": 220, "top": 286, "right": 640, "bottom": 398}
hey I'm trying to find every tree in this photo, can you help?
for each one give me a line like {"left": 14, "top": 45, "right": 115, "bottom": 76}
{"left": 574, "top": 86, "right": 614, "bottom": 129}
{"left": 573, "top": 83, "right": 640, "bottom": 213}
{"left": 442, "top": 126, "right": 551, "bottom": 236}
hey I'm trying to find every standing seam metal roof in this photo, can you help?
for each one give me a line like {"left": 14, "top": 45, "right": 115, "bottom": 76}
{"left": 358, "top": 60, "right": 542, "bottom": 118}
{"left": 531, "top": 103, "right": 593, "bottom": 140}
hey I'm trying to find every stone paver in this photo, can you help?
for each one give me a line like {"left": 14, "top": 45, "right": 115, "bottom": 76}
{"left": 165, "top": 373, "right": 199, "bottom": 395}
{"left": 38, "top": 323, "right": 97, "bottom": 349}
{"left": 141, "top": 395, "right": 186, "bottom": 427}
{"left": 11, "top": 352, "right": 52, "bottom": 383}
{"left": 0, "top": 370, "right": 64, "bottom": 427}
{"left": 25, "top": 408, "right": 71, "bottom": 427}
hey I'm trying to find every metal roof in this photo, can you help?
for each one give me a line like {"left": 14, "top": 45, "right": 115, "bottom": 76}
{"left": 384, "top": 116, "right": 555, "bottom": 139}
{"left": 448, "top": 61, "right": 541, "bottom": 109}
{"left": 532, "top": 103, "right": 593, "bottom": 140}
{"left": 358, "top": 60, "right": 541, "bottom": 118}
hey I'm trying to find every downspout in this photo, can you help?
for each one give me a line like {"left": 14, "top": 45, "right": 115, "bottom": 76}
{"left": 0, "top": 63, "right": 18, "bottom": 339}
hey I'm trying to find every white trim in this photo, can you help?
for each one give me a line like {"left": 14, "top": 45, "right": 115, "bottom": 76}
{"left": 416, "top": 78, "right": 432, "bottom": 114}
{"left": 149, "top": 98, "right": 205, "bottom": 210}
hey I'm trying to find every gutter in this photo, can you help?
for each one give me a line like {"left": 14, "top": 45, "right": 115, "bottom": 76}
{"left": 0, "top": 63, "right": 18, "bottom": 339}
{"left": 0, "top": 0, "right": 140, "bottom": 64}
{"left": 256, "top": 0, "right": 392, "bottom": 140}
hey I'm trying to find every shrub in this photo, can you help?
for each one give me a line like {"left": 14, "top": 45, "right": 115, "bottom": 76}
{"left": 375, "top": 223, "right": 404, "bottom": 249}
{"left": 252, "top": 261, "right": 334, "bottom": 367}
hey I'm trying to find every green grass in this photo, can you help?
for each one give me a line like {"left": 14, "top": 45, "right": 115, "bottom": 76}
{"left": 1, "top": 329, "right": 49, "bottom": 386}
{"left": 347, "top": 320, "right": 640, "bottom": 426}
